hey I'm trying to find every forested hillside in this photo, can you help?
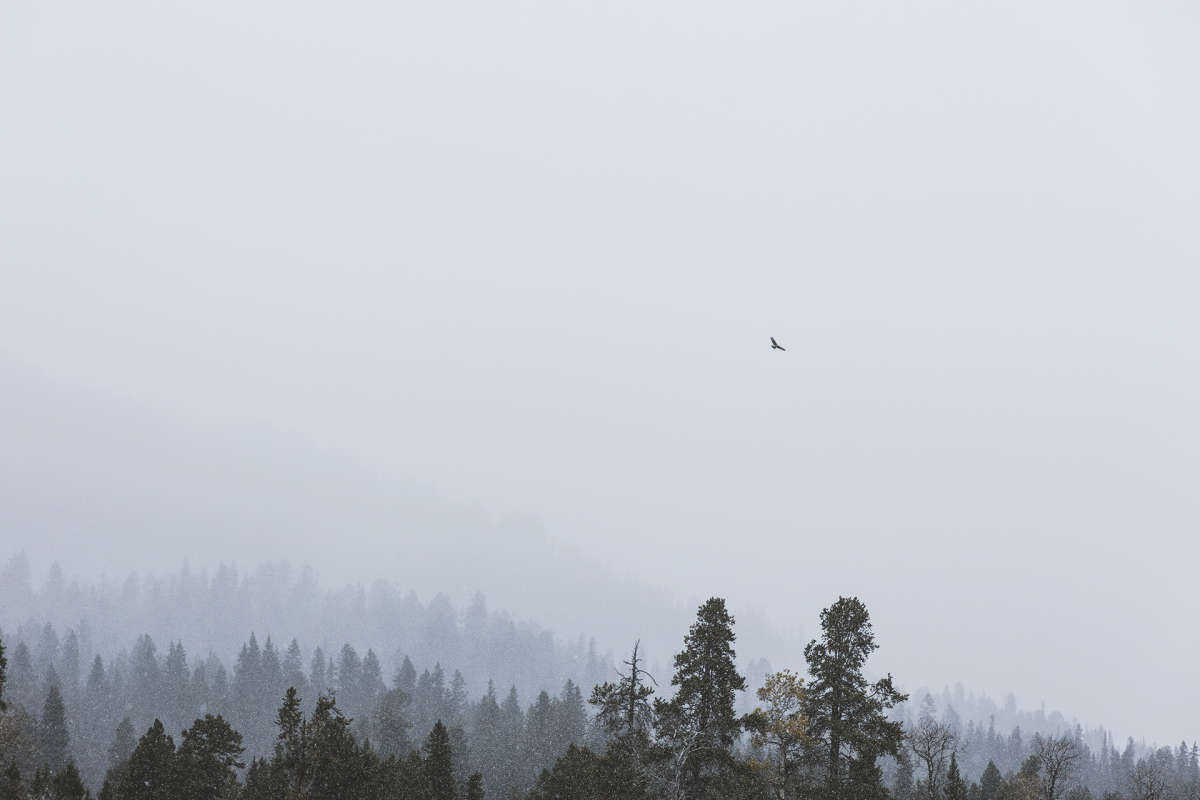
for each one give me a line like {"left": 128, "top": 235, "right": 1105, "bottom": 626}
{"left": 1, "top": 588, "right": 1193, "bottom": 800}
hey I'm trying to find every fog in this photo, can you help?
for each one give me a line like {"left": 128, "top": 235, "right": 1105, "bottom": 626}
{"left": 2, "top": 0, "right": 1199, "bottom": 752}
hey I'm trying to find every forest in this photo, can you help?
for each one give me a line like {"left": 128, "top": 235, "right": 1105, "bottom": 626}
{"left": 2, "top": 576, "right": 1195, "bottom": 800}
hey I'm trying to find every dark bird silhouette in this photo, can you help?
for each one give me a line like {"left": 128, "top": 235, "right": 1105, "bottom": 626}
{"left": 771, "top": 337, "right": 786, "bottom": 351}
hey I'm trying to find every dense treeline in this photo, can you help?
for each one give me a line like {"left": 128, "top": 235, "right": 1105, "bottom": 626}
{"left": 0, "top": 624, "right": 592, "bottom": 798}
{"left": 0, "top": 555, "right": 611, "bottom": 710}
{"left": 1, "top": 596, "right": 1195, "bottom": 800}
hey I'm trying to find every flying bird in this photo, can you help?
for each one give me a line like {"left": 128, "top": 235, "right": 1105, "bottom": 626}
{"left": 771, "top": 337, "right": 786, "bottom": 351}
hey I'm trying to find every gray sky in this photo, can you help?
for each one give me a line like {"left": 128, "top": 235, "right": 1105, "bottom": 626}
{"left": 3, "top": 0, "right": 1199, "bottom": 742}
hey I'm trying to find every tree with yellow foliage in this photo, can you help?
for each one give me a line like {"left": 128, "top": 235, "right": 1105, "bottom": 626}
{"left": 743, "top": 669, "right": 807, "bottom": 800}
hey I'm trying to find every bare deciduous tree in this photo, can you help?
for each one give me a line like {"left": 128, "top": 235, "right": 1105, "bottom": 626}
{"left": 1034, "top": 734, "right": 1083, "bottom": 800}
{"left": 909, "top": 698, "right": 957, "bottom": 800}
{"left": 1129, "top": 756, "right": 1170, "bottom": 800}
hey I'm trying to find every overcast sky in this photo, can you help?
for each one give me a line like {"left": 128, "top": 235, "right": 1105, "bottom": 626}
{"left": 3, "top": 0, "right": 1199, "bottom": 743}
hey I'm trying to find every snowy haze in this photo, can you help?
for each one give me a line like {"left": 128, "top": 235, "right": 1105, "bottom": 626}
{"left": 3, "top": 0, "right": 1199, "bottom": 744}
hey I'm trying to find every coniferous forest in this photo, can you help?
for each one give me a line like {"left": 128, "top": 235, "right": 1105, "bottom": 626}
{"left": 1, "top": 568, "right": 1193, "bottom": 800}
{"left": 4, "top": 0, "right": 1196, "bottom": 797}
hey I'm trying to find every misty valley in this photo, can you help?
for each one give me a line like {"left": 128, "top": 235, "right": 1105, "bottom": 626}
{"left": 0, "top": 557, "right": 1186, "bottom": 800}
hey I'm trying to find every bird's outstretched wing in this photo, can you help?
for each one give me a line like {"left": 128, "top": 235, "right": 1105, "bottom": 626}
{"left": 771, "top": 337, "right": 786, "bottom": 351}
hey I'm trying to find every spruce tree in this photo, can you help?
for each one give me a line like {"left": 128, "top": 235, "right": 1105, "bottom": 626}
{"left": 527, "top": 744, "right": 601, "bottom": 800}
{"left": 424, "top": 720, "right": 456, "bottom": 800}
{"left": 261, "top": 639, "right": 283, "bottom": 706}
{"left": 38, "top": 683, "right": 71, "bottom": 771}
{"left": 282, "top": 639, "right": 307, "bottom": 699}
{"left": 394, "top": 656, "right": 417, "bottom": 696}
{"left": 472, "top": 682, "right": 504, "bottom": 792}
{"left": 9, "top": 643, "right": 34, "bottom": 712}
{"left": 275, "top": 686, "right": 305, "bottom": 791}
{"left": 555, "top": 680, "right": 588, "bottom": 753}
{"left": 496, "top": 686, "right": 525, "bottom": 797}
{"left": 109, "top": 717, "right": 136, "bottom": 769}
{"left": 131, "top": 635, "right": 162, "bottom": 723}
{"left": 523, "top": 691, "right": 558, "bottom": 782}
{"left": 336, "top": 645, "right": 362, "bottom": 715}
{"left": 894, "top": 751, "right": 916, "bottom": 800}
{"left": 241, "top": 757, "right": 286, "bottom": 800}
{"left": 362, "top": 650, "right": 387, "bottom": 715}
{"left": 946, "top": 752, "right": 967, "bottom": 800}
{"left": 1, "top": 762, "right": 24, "bottom": 800}
{"left": 377, "top": 687, "right": 413, "bottom": 757}
{"left": 30, "top": 766, "right": 51, "bottom": 800}
{"left": 51, "top": 761, "right": 88, "bottom": 800}
{"left": 310, "top": 648, "right": 328, "bottom": 694}
{"left": 307, "top": 693, "right": 357, "bottom": 800}
{"left": 803, "top": 596, "right": 907, "bottom": 800}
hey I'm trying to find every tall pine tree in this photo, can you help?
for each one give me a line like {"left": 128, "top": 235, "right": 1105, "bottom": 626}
{"left": 656, "top": 597, "right": 746, "bottom": 800}
{"left": 803, "top": 596, "right": 907, "bottom": 800}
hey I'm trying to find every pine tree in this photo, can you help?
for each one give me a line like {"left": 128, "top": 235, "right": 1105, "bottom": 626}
{"left": 119, "top": 720, "right": 178, "bottom": 800}
{"left": 424, "top": 721, "right": 457, "bottom": 800}
{"left": 656, "top": 597, "right": 747, "bottom": 799}
{"left": 803, "top": 596, "right": 907, "bottom": 800}
{"left": 177, "top": 714, "right": 245, "bottom": 800}
{"left": 38, "top": 683, "right": 71, "bottom": 771}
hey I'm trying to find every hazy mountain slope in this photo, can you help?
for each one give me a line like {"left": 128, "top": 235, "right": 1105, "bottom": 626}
{"left": 0, "top": 355, "right": 790, "bottom": 669}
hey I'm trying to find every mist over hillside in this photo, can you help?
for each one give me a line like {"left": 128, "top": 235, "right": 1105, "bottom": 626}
{"left": 0, "top": 553, "right": 1170, "bottom": 800}
{"left": 0, "top": 552, "right": 1134, "bottom": 746}
{"left": 0, "top": 356, "right": 792, "bottom": 671}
